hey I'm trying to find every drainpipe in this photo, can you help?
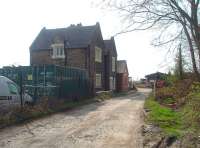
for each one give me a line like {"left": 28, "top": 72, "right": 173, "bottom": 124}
{"left": 64, "top": 40, "right": 67, "bottom": 67}
{"left": 19, "top": 67, "right": 23, "bottom": 109}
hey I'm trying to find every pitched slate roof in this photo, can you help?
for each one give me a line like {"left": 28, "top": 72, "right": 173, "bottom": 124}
{"left": 104, "top": 40, "right": 113, "bottom": 51}
{"left": 30, "top": 23, "right": 99, "bottom": 50}
{"left": 104, "top": 37, "right": 117, "bottom": 56}
{"left": 117, "top": 60, "right": 128, "bottom": 74}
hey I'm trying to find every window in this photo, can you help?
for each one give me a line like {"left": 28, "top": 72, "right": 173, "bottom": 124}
{"left": 95, "top": 46, "right": 102, "bottom": 62}
{"left": 109, "top": 76, "right": 116, "bottom": 90}
{"left": 52, "top": 43, "right": 65, "bottom": 59}
{"left": 95, "top": 74, "right": 102, "bottom": 88}
{"left": 7, "top": 82, "right": 19, "bottom": 94}
{"left": 27, "top": 74, "right": 32, "bottom": 80}
{"left": 112, "top": 57, "right": 116, "bottom": 72}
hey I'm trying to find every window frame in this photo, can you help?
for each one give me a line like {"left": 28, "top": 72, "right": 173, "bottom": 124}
{"left": 112, "top": 57, "right": 116, "bottom": 72}
{"left": 95, "top": 46, "right": 102, "bottom": 63}
{"left": 52, "top": 43, "right": 65, "bottom": 59}
{"left": 95, "top": 73, "right": 102, "bottom": 88}
{"left": 109, "top": 76, "right": 116, "bottom": 90}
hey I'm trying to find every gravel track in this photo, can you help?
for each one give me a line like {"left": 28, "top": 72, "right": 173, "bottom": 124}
{"left": 0, "top": 88, "right": 151, "bottom": 148}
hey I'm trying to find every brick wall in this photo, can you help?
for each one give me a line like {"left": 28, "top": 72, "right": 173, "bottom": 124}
{"left": 30, "top": 50, "right": 65, "bottom": 66}
{"left": 30, "top": 48, "right": 87, "bottom": 68}
{"left": 116, "top": 73, "right": 129, "bottom": 92}
{"left": 66, "top": 48, "right": 86, "bottom": 69}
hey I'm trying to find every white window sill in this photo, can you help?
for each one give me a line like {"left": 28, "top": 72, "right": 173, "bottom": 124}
{"left": 52, "top": 56, "right": 65, "bottom": 59}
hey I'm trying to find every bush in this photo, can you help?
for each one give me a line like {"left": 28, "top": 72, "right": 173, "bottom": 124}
{"left": 96, "top": 91, "right": 113, "bottom": 100}
{"left": 156, "top": 87, "right": 175, "bottom": 100}
{"left": 155, "top": 79, "right": 193, "bottom": 106}
{"left": 162, "top": 98, "right": 176, "bottom": 104}
{"left": 164, "top": 74, "right": 179, "bottom": 87}
{"left": 0, "top": 97, "right": 94, "bottom": 128}
{"left": 182, "top": 82, "right": 200, "bottom": 129}
{"left": 173, "top": 79, "right": 193, "bottom": 100}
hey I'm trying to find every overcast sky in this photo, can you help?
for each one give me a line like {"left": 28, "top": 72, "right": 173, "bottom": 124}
{"left": 0, "top": 0, "right": 170, "bottom": 79}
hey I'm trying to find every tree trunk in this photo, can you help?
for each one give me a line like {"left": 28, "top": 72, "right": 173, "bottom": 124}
{"left": 178, "top": 44, "right": 183, "bottom": 79}
{"left": 190, "top": 1, "right": 200, "bottom": 70}
{"left": 183, "top": 23, "right": 200, "bottom": 81}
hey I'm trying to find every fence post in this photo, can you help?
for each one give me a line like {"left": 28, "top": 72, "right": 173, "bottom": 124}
{"left": 43, "top": 65, "right": 46, "bottom": 96}
{"left": 19, "top": 67, "right": 23, "bottom": 109}
{"left": 33, "top": 66, "right": 37, "bottom": 102}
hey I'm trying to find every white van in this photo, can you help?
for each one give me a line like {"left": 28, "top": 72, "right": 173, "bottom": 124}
{"left": 0, "top": 76, "right": 33, "bottom": 111}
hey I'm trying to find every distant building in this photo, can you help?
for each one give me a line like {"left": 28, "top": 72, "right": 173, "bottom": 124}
{"left": 128, "top": 77, "right": 136, "bottom": 90}
{"left": 116, "top": 60, "right": 129, "bottom": 92}
{"left": 140, "top": 78, "right": 147, "bottom": 84}
{"left": 145, "top": 72, "right": 167, "bottom": 82}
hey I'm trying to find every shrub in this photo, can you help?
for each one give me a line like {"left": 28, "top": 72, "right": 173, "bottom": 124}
{"left": 96, "top": 91, "right": 113, "bottom": 100}
{"left": 156, "top": 79, "right": 193, "bottom": 106}
{"left": 164, "top": 74, "right": 179, "bottom": 87}
{"left": 162, "top": 98, "right": 176, "bottom": 104}
{"left": 173, "top": 79, "right": 193, "bottom": 100}
{"left": 156, "top": 87, "right": 175, "bottom": 100}
{"left": 0, "top": 97, "right": 94, "bottom": 128}
{"left": 182, "top": 82, "right": 200, "bottom": 129}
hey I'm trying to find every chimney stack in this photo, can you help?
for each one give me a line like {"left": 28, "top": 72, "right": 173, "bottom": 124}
{"left": 77, "top": 23, "right": 82, "bottom": 26}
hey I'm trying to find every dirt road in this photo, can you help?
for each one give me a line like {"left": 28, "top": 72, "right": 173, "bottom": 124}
{"left": 0, "top": 88, "right": 151, "bottom": 148}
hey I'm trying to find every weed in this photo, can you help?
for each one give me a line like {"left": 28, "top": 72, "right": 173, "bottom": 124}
{"left": 0, "top": 98, "right": 94, "bottom": 128}
{"left": 145, "top": 95, "right": 183, "bottom": 137}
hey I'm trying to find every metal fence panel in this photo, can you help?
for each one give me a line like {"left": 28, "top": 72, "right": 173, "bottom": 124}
{"left": 0, "top": 65, "right": 91, "bottom": 101}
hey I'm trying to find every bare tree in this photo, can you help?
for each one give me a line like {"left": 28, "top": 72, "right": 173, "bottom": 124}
{"left": 101, "top": 0, "right": 200, "bottom": 80}
{"left": 175, "top": 43, "right": 183, "bottom": 79}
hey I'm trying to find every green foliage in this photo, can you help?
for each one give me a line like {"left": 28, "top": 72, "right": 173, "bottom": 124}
{"left": 156, "top": 87, "right": 175, "bottom": 100}
{"left": 164, "top": 74, "right": 179, "bottom": 86}
{"left": 189, "top": 82, "right": 200, "bottom": 93}
{"left": 162, "top": 97, "right": 176, "bottom": 104}
{"left": 182, "top": 82, "right": 200, "bottom": 130}
{"left": 173, "top": 79, "right": 193, "bottom": 100}
{"left": 145, "top": 95, "right": 183, "bottom": 137}
{"left": 156, "top": 79, "right": 193, "bottom": 106}
{"left": 0, "top": 98, "right": 94, "bottom": 128}
{"left": 96, "top": 91, "right": 113, "bottom": 100}
{"left": 145, "top": 81, "right": 200, "bottom": 141}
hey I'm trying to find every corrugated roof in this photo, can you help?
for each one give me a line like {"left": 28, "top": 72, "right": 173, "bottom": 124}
{"left": 30, "top": 24, "right": 98, "bottom": 50}
{"left": 145, "top": 72, "right": 167, "bottom": 79}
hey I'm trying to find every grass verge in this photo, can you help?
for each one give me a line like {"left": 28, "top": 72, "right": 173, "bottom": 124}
{"left": 144, "top": 95, "right": 183, "bottom": 137}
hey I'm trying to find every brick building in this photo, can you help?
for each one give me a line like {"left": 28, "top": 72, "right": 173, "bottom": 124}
{"left": 116, "top": 60, "right": 129, "bottom": 92}
{"left": 30, "top": 23, "right": 106, "bottom": 92}
{"left": 104, "top": 37, "right": 117, "bottom": 91}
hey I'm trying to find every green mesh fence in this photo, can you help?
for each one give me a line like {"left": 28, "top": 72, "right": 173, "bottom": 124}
{"left": 0, "top": 65, "right": 91, "bottom": 100}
